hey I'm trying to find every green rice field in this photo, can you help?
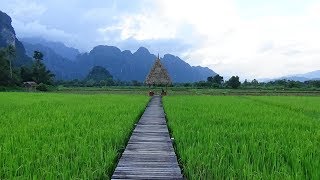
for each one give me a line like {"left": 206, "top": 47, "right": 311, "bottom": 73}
{"left": 1, "top": 92, "right": 320, "bottom": 179}
{"left": 0, "top": 92, "right": 148, "bottom": 179}
{"left": 164, "top": 96, "right": 320, "bottom": 179}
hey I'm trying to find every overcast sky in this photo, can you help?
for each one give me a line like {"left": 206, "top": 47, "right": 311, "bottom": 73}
{"left": 1, "top": 0, "right": 320, "bottom": 79}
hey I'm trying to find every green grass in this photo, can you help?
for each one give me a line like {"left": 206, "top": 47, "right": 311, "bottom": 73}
{"left": 164, "top": 96, "right": 320, "bottom": 179}
{"left": 0, "top": 92, "right": 148, "bottom": 179}
{"left": 55, "top": 86, "right": 320, "bottom": 96}
{"left": 2, "top": 92, "right": 320, "bottom": 179}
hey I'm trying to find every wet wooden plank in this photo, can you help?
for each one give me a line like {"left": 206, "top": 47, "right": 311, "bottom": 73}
{"left": 112, "top": 96, "right": 183, "bottom": 179}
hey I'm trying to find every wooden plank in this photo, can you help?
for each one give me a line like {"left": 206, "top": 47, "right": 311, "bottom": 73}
{"left": 112, "top": 96, "right": 183, "bottom": 179}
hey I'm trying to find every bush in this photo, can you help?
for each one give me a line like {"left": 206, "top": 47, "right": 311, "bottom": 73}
{"left": 0, "top": 86, "right": 6, "bottom": 91}
{"left": 36, "top": 83, "right": 48, "bottom": 91}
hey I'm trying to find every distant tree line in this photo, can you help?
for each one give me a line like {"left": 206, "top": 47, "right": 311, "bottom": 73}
{"left": 55, "top": 78, "right": 144, "bottom": 88}
{"left": 0, "top": 45, "right": 54, "bottom": 90}
{"left": 241, "top": 78, "right": 320, "bottom": 89}
{"left": 182, "top": 75, "right": 242, "bottom": 89}
{"left": 179, "top": 74, "right": 320, "bottom": 89}
{"left": 55, "top": 73, "right": 320, "bottom": 89}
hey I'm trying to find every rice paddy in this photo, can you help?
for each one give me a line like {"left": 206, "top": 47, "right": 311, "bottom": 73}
{"left": 1, "top": 92, "right": 320, "bottom": 179}
{"left": 0, "top": 92, "right": 148, "bottom": 179}
{"left": 163, "top": 96, "right": 320, "bottom": 179}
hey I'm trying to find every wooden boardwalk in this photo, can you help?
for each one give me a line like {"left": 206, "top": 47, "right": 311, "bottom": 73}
{"left": 112, "top": 96, "right": 183, "bottom": 179}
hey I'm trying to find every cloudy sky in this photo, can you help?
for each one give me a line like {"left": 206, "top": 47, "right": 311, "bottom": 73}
{"left": 1, "top": 0, "right": 320, "bottom": 79}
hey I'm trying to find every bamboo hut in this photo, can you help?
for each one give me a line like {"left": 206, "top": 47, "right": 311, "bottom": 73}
{"left": 145, "top": 55, "right": 172, "bottom": 95}
{"left": 23, "top": 81, "right": 37, "bottom": 91}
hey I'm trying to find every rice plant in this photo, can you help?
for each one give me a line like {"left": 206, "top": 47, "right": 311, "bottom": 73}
{"left": 164, "top": 96, "right": 320, "bottom": 179}
{"left": 0, "top": 92, "right": 148, "bottom": 179}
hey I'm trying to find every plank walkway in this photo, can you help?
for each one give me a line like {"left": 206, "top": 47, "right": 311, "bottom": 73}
{"left": 112, "top": 96, "right": 183, "bottom": 179}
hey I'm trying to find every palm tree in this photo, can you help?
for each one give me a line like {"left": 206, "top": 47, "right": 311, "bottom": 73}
{"left": 6, "top": 45, "right": 15, "bottom": 79}
{"left": 33, "top": 51, "right": 43, "bottom": 62}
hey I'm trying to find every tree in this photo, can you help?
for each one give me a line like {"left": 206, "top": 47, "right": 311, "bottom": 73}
{"left": 20, "top": 66, "right": 33, "bottom": 82}
{"left": 6, "top": 45, "right": 15, "bottom": 79}
{"left": 308, "top": 80, "right": 320, "bottom": 88}
{"left": 195, "top": 81, "right": 210, "bottom": 87}
{"left": 207, "top": 74, "right": 224, "bottom": 88}
{"left": 99, "top": 80, "right": 107, "bottom": 87}
{"left": 287, "top": 80, "right": 302, "bottom": 88}
{"left": 251, "top": 79, "right": 259, "bottom": 86}
{"left": 98, "top": 79, "right": 114, "bottom": 87}
{"left": 85, "top": 79, "right": 95, "bottom": 87}
{"left": 33, "top": 51, "right": 43, "bottom": 62}
{"left": 211, "top": 75, "right": 224, "bottom": 84}
{"left": 0, "top": 48, "right": 10, "bottom": 85}
{"left": 32, "top": 51, "right": 54, "bottom": 84}
{"left": 106, "top": 78, "right": 114, "bottom": 86}
{"left": 243, "top": 79, "right": 249, "bottom": 86}
{"left": 183, "top": 83, "right": 192, "bottom": 87}
{"left": 227, "top": 76, "right": 241, "bottom": 89}
{"left": 132, "top": 80, "right": 142, "bottom": 86}
{"left": 36, "top": 83, "right": 48, "bottom": 91}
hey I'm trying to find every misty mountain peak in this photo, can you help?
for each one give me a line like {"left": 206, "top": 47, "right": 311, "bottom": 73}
{"left": 135, "top": 47, "right": 150, "bottom": 55}
{"left": 163, "top": 54, "right": 180, "bottom": 60}
{"left": 21, "top": 36, "right": 80, "bottom": 61}
{"left": 91, "top": 45, "right": 122, "bottom": 55}
{"left": 122, "top": 50, "right": 133, "bottom": 56}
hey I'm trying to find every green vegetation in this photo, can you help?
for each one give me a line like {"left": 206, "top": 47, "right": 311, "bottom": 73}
{"left": 199, "top": 74, "right": 320, "bottom": 89}
{"left": 0, "top": 92, "right": 148, "bottom": 179}
{"left": 86, "top": 66, "right": 113, "bottom": 81}
{"left": 164, "top": 96, "right": 320, "bottom": 179}
{"left": 55, "top": 86, "right": 320, "bottom": 96}
{"left": 0, "top": 46, "right": 16, "bottom": 86}
{"left": 0, "top": 47, "right": 54, "bottom": 87}
{"left": 207, "top": 74, "right": 224, "bottom": 88}
{"left": 31, "top": 51, "right": 54, "bottom": 85}
{"left": 85, "top": 66, "right": 114, "bottom": 87}
{"left": 226, "top": 75, "right": 241, "bottom": 89}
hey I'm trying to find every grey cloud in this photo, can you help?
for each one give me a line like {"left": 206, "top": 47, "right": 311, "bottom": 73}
{"left": 1, "top": 0, "right": 205, "bottom": 65}
{"left": 1, "top": 0, "right": 155, "bottom": 51}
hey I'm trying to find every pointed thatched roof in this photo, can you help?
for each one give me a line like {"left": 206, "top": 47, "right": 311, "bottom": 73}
{"left": 145, "top": 56, "right": 172, "bottom": 86}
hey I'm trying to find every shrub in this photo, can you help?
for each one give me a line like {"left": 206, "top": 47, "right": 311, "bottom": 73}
{"left": 36, "top": 83, "right": 48, "bottom": 91}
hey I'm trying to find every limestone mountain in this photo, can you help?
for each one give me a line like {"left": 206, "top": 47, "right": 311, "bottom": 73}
{"left": 21, "top": 37, "right": 80, "bottom": 61}
{"left": 292, "top": 70, "right": 320, "bottom": 80}
{"left": 22, "top": 42, "right": 216, "bottom": 82}
{"left": 74, "top": 46, "right": 216, "bottom": 82}
{"left": 0, "top": 11, "right": 32, "bottom": 66}
{"left": 260, "top": 70, "right": 320, "bottom": 82}
{"left": 278, "top": 70, "right": 320, "bottom": 82}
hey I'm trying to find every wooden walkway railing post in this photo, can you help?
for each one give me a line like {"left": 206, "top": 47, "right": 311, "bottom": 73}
{"left": 112, "top": 96, "right": 183, "bottom": 179}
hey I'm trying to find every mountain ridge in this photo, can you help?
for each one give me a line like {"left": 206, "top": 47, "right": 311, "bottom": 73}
{"left": 20, "top": 37, "right": 80, "bottom": 61}
{"left": 259, "top": 70, "right": 320, "bottom": 82}
{"left": 22, "top": 39, "right": 216, "bottom": 82}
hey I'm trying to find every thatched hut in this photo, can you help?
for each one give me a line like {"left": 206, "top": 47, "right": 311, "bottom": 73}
{"left": 145, "top": 55, "right": 172, "bottom": 86}
{"left": 23, "top": 81, "right": 37, "bottom": 91}
{"left": 145, "top": 55, "right": 172, "bottom": 95}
